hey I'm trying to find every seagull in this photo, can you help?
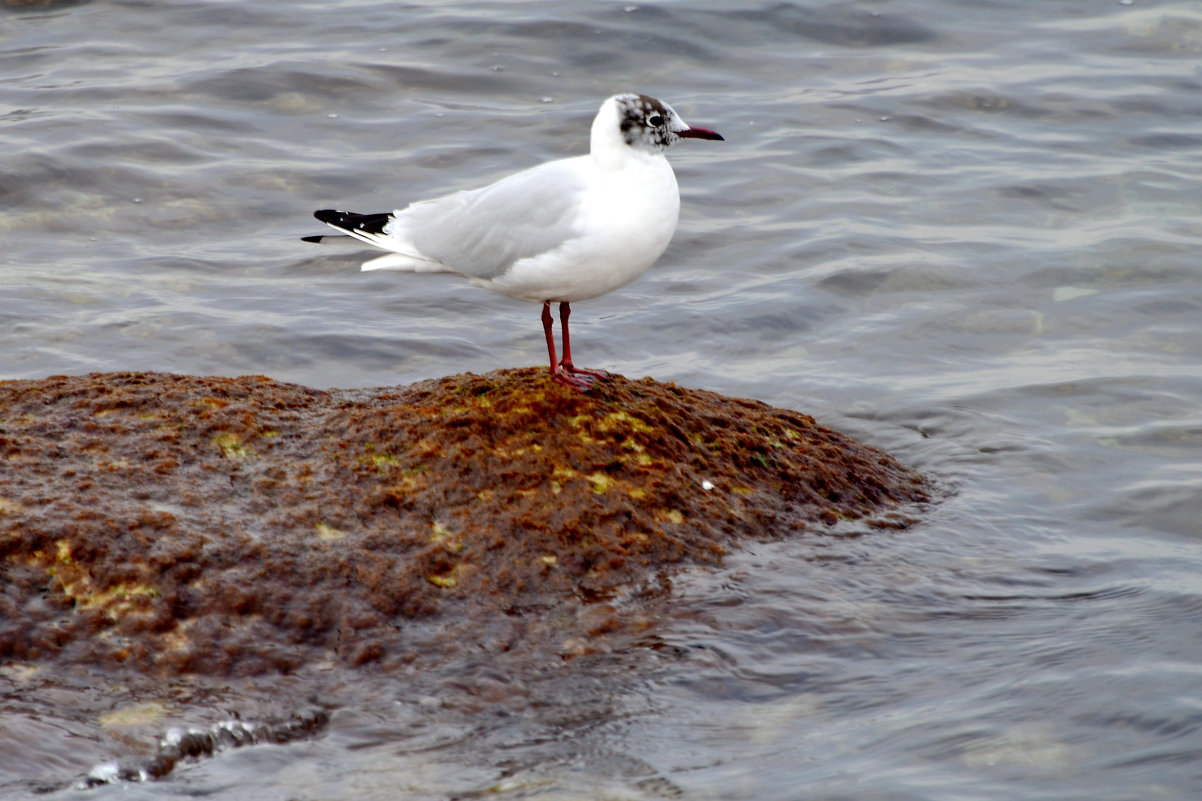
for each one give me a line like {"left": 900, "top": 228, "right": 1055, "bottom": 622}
{"left": 303, "top": 93, "right": 723, "bottom": 390}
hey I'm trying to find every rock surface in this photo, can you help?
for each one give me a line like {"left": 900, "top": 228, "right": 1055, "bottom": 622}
{"left": 0, "top": 369, "right": 929, "bottom": 675}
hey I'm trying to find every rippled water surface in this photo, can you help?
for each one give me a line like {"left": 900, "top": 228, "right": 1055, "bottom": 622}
{"left": 4, "top": 0, "right": 1202, "bottom": 798}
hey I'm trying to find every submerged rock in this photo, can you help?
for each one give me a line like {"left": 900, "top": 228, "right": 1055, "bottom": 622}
{"left": 0, "top": 369, "right": 929, "bottom": 675}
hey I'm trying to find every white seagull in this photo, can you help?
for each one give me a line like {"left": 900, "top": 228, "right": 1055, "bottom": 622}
{"left": 303, "top": 93, "right": 723, "bottom": 389}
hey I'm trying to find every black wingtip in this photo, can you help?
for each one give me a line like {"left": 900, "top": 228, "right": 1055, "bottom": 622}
{"left": 312, "top": 208, "right": 394, "bottom": 235}
{"left": 301, "top": 235, "right": 324, "bottom": 243}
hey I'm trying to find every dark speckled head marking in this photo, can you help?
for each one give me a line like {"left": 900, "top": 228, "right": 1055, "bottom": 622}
{"left": 615, "top": 93, "right": 687, "bottom": 151}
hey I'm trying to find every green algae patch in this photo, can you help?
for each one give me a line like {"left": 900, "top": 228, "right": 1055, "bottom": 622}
{"left": 214, "top": 432, "right": 251, "bottom": 460}
{"left": 0, "top": 368, "right": 929, "bottom": 676}
{"left": 99, "top": 701, "right": 170, "bottom": 728}
{"left": 314, "top": 522, "right": 345, "bottom": 541}
{"left": 586, "top": 471, "right": 613, "bottom": 494}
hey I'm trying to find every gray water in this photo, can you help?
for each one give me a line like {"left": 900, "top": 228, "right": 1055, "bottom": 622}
{"left": 4, "top": 0, "right": 1202, "bottom": 798}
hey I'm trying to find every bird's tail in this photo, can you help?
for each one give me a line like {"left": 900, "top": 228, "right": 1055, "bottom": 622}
{"left": 303, "top": 208, "right": 445, "bottom": 272}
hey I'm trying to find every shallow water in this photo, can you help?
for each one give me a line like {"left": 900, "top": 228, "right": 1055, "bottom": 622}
{"left": 4, "top": 0, "right": 1202, "bottom": 798}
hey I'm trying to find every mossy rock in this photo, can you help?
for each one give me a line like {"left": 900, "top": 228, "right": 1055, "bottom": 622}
{"left": 0, "top": 369, "right": 929, "bottom": 675}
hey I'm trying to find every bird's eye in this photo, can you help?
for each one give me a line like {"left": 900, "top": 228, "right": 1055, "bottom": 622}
{"left": 648, "top": 114, "right": 664, "bottom": 127}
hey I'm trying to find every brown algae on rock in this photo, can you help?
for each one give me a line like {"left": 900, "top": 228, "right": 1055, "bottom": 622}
{"left": 0, "top": 368, "right": 929, "bottom": 675}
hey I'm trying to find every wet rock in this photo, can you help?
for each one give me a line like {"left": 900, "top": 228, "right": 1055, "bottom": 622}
{"left": 0, "top": 369, "right": 929, "bottom": 675}
{"left": 81, "top": 708, "right": 330, "bottom": 787}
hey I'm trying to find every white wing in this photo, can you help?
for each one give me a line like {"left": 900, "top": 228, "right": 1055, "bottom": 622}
{"left": 383, "top": 156, "right": 592, "bottom": 280}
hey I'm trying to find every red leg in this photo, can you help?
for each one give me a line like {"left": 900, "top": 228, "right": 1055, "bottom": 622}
{"left": 543, "top": 301, "right": 590, "bottom": 390}
{"left": 542, "top": 300, "right": 558, "bottom": 370}
{"left": 558, "top": 302, "right": 608, "bottom": 381}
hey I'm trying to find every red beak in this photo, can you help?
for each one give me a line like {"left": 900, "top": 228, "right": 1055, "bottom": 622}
{"left": 678, "top": 126, "right": 724, "bottom": 141}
